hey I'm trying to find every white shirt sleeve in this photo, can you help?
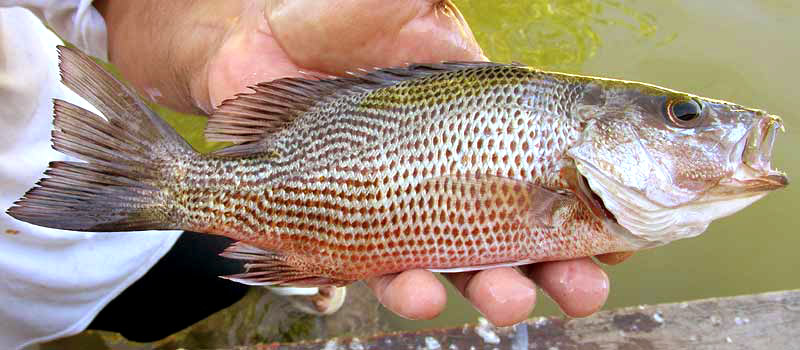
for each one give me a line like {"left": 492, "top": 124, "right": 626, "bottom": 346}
{"left": 0, "top": 0, "right": 107, "bottom": 59}
{"left": 0, "top": 4, "right": 181, "bottom": 350}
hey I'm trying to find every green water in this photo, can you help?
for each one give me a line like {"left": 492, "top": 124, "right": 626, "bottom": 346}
{"left": 154, "top": 0, "right": 800, "bottom": 334}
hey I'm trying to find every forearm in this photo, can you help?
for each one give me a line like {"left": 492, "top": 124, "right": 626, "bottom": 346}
{"left": 93, "top": 1, "right": 239, "bottom": 114}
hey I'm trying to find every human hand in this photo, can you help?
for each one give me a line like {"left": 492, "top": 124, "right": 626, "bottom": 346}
{"left": 95, "top": 0, "right": 629, "bottom": 326}
{"left": 96, "top": 0, "right": 486, "bottom": 114}
{"left": 368, "top": 254, "right": 629, "bottom": 325}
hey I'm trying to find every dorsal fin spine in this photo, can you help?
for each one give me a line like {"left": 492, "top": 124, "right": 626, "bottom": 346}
{"left": 205, "top": 61, "right": 504, "bottom": 144}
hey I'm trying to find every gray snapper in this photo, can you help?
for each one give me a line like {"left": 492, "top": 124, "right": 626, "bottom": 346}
{"left": 6, "top": 46, "right": 787, "bottom": 286}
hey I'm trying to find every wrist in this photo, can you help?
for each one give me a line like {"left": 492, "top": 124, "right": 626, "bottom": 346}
{"left": 93, "top": 0, "right": 236, "bottom": 115}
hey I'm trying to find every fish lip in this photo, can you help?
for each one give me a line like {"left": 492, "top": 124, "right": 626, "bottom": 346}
{"left": 764, "top": 173, "right": 790, "bottom": 187}
{"left": 732, "top": 114, "right": 789, "bottom": 191}
{"left": 717, "top": 173, "right": 789, "bottom": 193}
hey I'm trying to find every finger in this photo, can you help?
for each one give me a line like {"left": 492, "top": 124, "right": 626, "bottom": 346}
{"left": 414, "top": 0, "right": 487, "bottom": 61}
{"left": 525, "top": 258, "right": 609, "bottom": 318}
{"left": 445, "top": 267, "right": 536, "bottom": 326}
{"left": 365, "top": 269, "right": 447, "bottom": 320}
{"left": 596, "top": 251, "right": 635, "bottom": 265}
{"left": 203, "top": 0, "right": 487, "bottom": 112}
{"left": 202, "top": 17, "right": 304, "bottom": 112}
{"left": 266, "top": 0, "right": 486, "bottom": 75}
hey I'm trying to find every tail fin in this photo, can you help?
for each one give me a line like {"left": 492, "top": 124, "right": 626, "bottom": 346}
{"left": 6, "top": 46, "right": 195, "bottom": 231}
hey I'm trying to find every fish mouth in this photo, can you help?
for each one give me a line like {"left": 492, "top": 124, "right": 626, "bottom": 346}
{"left": 723, "top": 114, "right": 789, "bottom": 192}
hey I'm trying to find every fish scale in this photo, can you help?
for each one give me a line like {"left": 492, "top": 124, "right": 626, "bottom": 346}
{"left": 9, "top": 46, "right": 786, "bottom": 287}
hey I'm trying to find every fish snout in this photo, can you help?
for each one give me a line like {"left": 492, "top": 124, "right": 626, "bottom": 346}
{"left": 736, "top": 114, "right": 788, "bottom": 190}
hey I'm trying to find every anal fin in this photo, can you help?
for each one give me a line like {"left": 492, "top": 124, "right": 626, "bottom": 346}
{"left": 219, "top": 242, "right": 347, "bottom": 287}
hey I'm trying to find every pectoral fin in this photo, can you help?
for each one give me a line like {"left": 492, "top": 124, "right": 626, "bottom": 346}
{"left": 420, "top": 174, "right": 575, "bottom": 230}
{"left": 595, "top": 251, "right": 635, "bottom": 265}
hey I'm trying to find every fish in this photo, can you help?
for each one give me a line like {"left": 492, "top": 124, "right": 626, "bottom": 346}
{"left": 6, "top": 46, "right": 788, "bottom": 286}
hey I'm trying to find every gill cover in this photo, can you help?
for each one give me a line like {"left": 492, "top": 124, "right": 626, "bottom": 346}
{"left": 567, "top": 83, "right": 782, "bottom": 246}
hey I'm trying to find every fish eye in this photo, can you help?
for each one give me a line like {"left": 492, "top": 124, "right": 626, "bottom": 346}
{"left": 666, "top": 98, "right": 703, "bottom": 127}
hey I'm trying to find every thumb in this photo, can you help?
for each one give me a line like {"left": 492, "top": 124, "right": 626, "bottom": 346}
{"left": 266, "top": 0, "right": 487, "bottom": 75}
{"left": 201, "top": 0, "right": 488, "bottom": 112}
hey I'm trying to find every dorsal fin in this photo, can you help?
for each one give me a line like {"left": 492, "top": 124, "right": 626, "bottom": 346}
{"left": 204, "top": 62, "right": 501, "bottom": 145}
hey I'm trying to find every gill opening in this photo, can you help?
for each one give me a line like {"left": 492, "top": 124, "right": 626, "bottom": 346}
{"left": 576, "top": 173, "right": 617, "bottom": 224}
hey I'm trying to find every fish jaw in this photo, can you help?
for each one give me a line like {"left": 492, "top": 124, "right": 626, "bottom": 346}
{"left": 570, "top": 157, "right": 772, "bottom": 248}
{"left": 568, "top": 112, "right": 788, "bottom": 248}
{"left": 720, "top": 114, "right": 789, "bottom": 193}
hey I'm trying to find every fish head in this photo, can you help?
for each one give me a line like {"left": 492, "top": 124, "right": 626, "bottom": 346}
{"left": 567, "top": 80, "right": 788, "bottom": 246}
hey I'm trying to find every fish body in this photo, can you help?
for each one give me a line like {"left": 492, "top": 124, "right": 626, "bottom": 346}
{"left": 7, "top": 47, "right": 787, "bottom": 286}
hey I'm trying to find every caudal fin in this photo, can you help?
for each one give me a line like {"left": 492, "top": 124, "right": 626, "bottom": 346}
{"left": 6, "top": 46, "right": 195, "bottom": 231}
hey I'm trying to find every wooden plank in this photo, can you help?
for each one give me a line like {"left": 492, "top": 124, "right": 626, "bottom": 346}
{"left": 237, "top": 289, "right": 800, "bottom": 350}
